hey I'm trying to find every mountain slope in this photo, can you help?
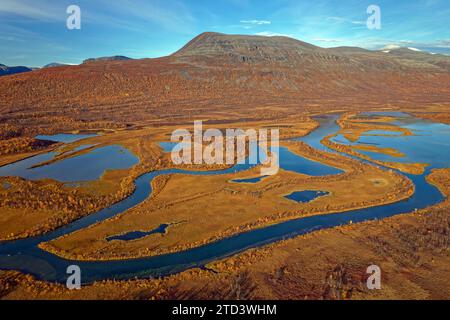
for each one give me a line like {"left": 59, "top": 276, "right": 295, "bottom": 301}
{"left": 0, "top": 32, "right": 449, "bottom": 135}
{"left": 174, "top": 32, "right": 320, "bottom": 62}
{"left": 0, "top": 64, "right": 32, "bottom": 77}
{"left": 43, "top": 63, "right": 68, "bottom": 68}
{"left": 381, "top": 48, "right": 450, "bottom": 71}
{"left": 83, "top": 56, "right": 132, "bottom": 64}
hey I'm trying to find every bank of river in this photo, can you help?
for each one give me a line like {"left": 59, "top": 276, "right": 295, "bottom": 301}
{"left": 0, "top": 113, "right": 447, "bottom": 283}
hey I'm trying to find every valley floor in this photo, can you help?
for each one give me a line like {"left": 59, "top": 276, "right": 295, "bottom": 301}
{"left": 0, "top": 106, "right": 449, "bottom": 300}
{"left": 1, "top": 168, "right": 448, "bottom": 300}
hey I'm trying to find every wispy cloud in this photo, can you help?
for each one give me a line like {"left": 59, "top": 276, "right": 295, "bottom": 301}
{"left": 255, "top": 31, "right": 293, "bottom": 38}
{"left": 327, "top": 16, "right": 365, "bottom": 25}
{"left": 0, "top": 35, "right": 25, "bottom": 42}
{"left": 379, "top": 39, "right": 450, "bottom": 50}
{"left": 240, "top": 20, "right": 271, "bottom": 25}
{"left": 8, "top": 54, "right": 27, "bottom": 60}
{"left": 312, "top": 38, "right": 344, "bottom": 43}
{"left": 94, "top": 0, "right": 197, "bottom": 35}
{"left": 0, "top": 0, "right": 197, "bottom": 35}
{"left": 0, "top": 0, "right": 64, "bottom": 21}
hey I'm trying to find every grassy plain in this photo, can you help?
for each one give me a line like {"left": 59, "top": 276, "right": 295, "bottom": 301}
{"left": 0, "top": 116, "right": 316, "bottom": 240}
{"left": 0, "top": 108, "right": 448, "bottom": 300}
{"left": 1, "top": 167, "right": 448, "bottom": 300}
{"left": 38, "top": 123, "right": 413, "bottom": 261}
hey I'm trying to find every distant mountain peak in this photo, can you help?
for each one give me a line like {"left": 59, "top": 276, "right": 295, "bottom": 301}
{"left": 380, "top": 46, "right": 428, "bottom": 55}
{"left": 0, "top": 63, "right": 33, "bottom": 77}
{"left": 44, "top": 62, "right": 69, "bottom": 68}
{"left": 382, "top": 47, "right": 430, "bottom": 56}
{"left": 83, "top": 56, "right": 133, "bottom": 64}
{"left": 173, "top": 32, "right": 320, "bottom": 62}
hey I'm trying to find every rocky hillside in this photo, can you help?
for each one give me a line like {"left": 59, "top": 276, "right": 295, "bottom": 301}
{"left": 82, "top": 56, "right": 133, "bottom": 64}
{"left": 174, "top": 32, "right": 320, "bottom": 62}
{"left": 0, "top": 32, "right": 449, "bottom": 135}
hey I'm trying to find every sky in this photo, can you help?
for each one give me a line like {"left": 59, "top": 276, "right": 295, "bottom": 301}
{"left": 0, "top": 0, "right": 449, "bottom": 67}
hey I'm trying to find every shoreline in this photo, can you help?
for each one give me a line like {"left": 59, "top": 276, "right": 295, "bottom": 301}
{"left": 38, "top": 133, "right": 415, "bottom": 262}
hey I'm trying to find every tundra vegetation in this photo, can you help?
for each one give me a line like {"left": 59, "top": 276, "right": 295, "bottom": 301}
{"left": 38, "top": 122, "right": 414, "bottom": 261}
{"left": 0, "top": 33, "right": 449, "bottom": 300}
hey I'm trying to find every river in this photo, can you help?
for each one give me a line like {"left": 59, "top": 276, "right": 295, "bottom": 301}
{"left": 0, "top": 113, "right": 447, "bottom": 283}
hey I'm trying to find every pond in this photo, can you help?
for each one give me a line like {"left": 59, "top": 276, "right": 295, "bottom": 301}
{"left": 231, "top": 175, "right": 269, "bottom": 184}
{"left": 35, "top": 133, "right": 98, "bottom": 143}
{"left": 285, "top": 190, "right": 329, "bottom": 203}
{"left": 107, "top": 224, "right": 170, "bottom": 242}
{"left": 0, "top": 145, "right": 139, "bottom": 183}
{"left": 331, "top": 112, "right": 450, "bottom": 167}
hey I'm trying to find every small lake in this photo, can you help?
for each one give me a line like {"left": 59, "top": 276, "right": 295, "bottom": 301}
{"left": 232, "top": 175, "right": 269, "bottom": 183}
{"left": 331, "top": 112, "right": 450, "bottom": 167}
{"left": 285, "top": 190, "right": 329, "bottom": 203}
{"left": 0, "top": 134, "right": 139, "bottom": 183}
{"left": 36, "top": 133, "right": 98, "bottom": 143}
{"left": 107, "top": 224, "right": 169, "bottom": 242}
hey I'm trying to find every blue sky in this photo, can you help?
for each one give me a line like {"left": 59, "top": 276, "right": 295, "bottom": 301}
{"left": 1, "top": 0, "right": 449, "bottom": 67}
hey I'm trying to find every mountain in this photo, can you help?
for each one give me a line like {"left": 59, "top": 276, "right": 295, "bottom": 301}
{"left": 43, "top": 63, "right": 69, "bottom": 68}
{"left": 83, "top": 56, "right": 132, "bottom": 64}
{"left": 0, "top": 32, "right": 449, "bottom": 133}
{"left": 378, "top": 47, "right": 450, "bottom": 71}
{"left": 0, "top": 63, "right": 33, "bottom": 77}
{"left": 330, "top": 46, "right": 373, "bottom": 54}
{"left": 174, "top": 32, "right": 450, "bottom": 73}
{"left": 174, "top": 32, "right": 319, "bottom": 62}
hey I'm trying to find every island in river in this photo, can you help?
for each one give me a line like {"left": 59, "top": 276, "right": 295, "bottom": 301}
{"left": 0, "top": 110, "right": 449, "bottom": 300}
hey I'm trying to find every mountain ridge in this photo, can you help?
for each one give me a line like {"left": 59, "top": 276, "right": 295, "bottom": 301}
{"left": 173, "top": 32, "right": 323, "bottom": 62}
{"left": 43, "top": 63, "right": 69, "bottom": 68}
{"left": 0, "top": 32, "right": 449, "bottom": 133}
{"left": 0, "top": 64, "right": 33, "bottom": 77}
{"left": 83, "top": 56, "right": 133, "bottom": 64}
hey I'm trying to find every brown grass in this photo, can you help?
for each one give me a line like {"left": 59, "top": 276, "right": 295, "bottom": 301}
{"left": 39, "top": 135, "right": 413, "bottom": 261}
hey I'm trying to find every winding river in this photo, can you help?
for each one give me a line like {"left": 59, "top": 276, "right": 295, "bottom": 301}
{"left": 0, "top": 113, "right": 448, "bottom": 283}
